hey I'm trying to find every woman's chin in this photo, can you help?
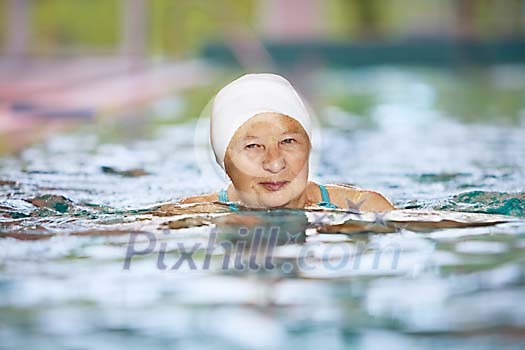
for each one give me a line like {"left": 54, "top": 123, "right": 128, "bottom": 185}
{"left": 238, "top": 185, "right": 305, "bottom": 208}
{"left": 259, "top": 193, "right": 293, "bottom": 208}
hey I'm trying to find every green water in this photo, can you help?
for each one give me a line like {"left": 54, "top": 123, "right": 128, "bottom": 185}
{"left": 1, "top": 66, "right": 525, "bottom": 349}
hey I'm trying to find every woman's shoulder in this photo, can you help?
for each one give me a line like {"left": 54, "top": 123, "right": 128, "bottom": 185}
{"left": 323, "top": 183, "right": 395, "bottom": 211}
{"left": 178, "top": 192, "right": 219, "bottom": 204}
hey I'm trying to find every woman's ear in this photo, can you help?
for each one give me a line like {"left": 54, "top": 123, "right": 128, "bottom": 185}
{"left": 224, "top": 153, "right": 237, "bottom": 185}
{"left": 223, "top": 152, "right": 232, "bottom": 176}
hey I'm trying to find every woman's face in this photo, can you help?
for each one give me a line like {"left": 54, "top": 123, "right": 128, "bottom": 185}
{"left": 224, "top": 112, "right": 311, "bottom": 208}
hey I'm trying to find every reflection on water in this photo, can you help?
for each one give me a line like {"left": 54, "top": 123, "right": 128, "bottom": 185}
{"left": 1, "top": 66, "right": 525, "bottom": 349}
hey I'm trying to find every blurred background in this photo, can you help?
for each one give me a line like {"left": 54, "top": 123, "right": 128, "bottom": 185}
{"left": 1, "top": 0, "right": 525, "bottom": 153}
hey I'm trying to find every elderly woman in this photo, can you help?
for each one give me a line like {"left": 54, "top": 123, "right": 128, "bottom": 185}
{"left": 181, "top": 73, "right": 394, "bottom": 212}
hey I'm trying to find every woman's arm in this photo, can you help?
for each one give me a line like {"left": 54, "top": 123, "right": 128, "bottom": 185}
{"left": 178, "top": 192, "right": 218, "bottom": 204}
{"left": 326, "top": 185, "right": 395, "bottom": 212}
{"left": 357, "top": 190, "right": 395, "bottom": 211}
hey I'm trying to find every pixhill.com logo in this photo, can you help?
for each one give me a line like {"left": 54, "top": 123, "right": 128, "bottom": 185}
{"left": 123, "top": 214, "right": 405, "bottom": 274}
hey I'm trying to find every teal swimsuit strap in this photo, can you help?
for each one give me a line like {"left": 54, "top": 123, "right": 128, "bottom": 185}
{"left": 318, "top": 184, "right": 338, "bottom": 209}
{"left": 218, "top": 188, "right": 240, "bottom": 212}
{"left": 218, "top": 188, "right": 228, "bottom": 202}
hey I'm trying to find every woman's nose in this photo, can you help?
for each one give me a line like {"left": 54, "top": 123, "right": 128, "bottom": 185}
{"left": 262, "top": 145, "right": 286, "bottom": 174}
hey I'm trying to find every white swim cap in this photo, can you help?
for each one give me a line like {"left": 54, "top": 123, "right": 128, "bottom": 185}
{"left": 210, "top": 73, "right": 312, "bottom": 169}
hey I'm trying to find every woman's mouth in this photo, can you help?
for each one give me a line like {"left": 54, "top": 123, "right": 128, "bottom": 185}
{"left": 259, "top": 181, "right": 289, "bottom": 191}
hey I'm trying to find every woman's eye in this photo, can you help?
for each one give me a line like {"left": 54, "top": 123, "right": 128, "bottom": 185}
{"left": 281, "top": 138, "right": 296, "bottom": 144}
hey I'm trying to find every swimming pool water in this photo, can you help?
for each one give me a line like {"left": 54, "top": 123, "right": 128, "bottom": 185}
{"left": 1, "top": 66, "right": 525, "bottom": 349}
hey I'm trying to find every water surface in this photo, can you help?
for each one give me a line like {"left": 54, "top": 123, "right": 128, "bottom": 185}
{"left": 1, "top": 66, "right": 525, "bottom": 349}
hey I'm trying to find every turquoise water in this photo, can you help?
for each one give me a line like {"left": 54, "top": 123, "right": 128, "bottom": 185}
{"left": 1, "top": 66, "right": 525, "bottom": 349}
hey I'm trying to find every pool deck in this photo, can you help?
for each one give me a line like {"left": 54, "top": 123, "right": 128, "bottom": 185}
{"left": 0, "top": 57, "right": 215, "bottom": 154}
